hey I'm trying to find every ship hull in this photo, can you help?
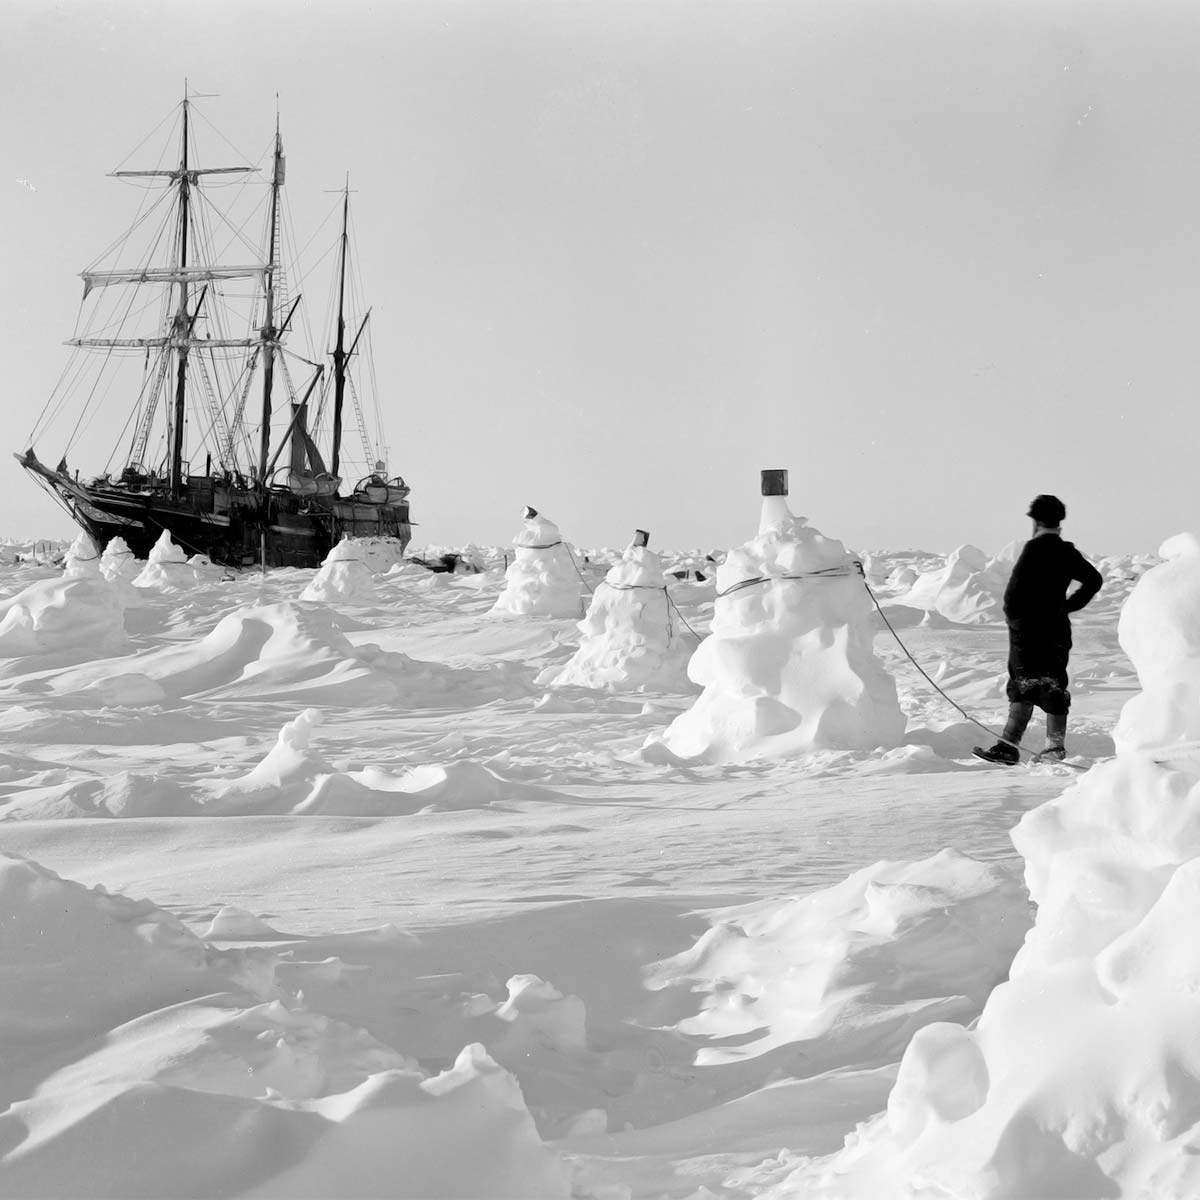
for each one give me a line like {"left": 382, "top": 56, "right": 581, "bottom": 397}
{"left": 17, "top": 452, "right": 410, "bottom": 569}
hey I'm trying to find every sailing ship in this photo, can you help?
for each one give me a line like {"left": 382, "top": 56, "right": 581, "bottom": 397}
{"left": 16, "top": 94, "right": 411, "bottom": 568}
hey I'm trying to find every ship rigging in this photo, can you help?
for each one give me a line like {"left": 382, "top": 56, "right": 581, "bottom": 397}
{"left": 17, "top": 92, "right": 411, "bottom": 568}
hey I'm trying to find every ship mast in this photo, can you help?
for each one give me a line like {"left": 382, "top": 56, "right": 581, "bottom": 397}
{"left": 257, "top": 116, "right": 284, "bottom": 483}
{"left": 330, "top": 180, "right": 350, "bottom": 482}
{"left": 63, "top": 96, "right": 265, "bottom": 487}
{"left": 168, "top": 96, "right": 192, "bottom": 498}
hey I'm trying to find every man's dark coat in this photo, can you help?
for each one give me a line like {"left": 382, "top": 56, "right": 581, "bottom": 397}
{"left": 1002, "top": 534, "right": 1103, "bottom": 714}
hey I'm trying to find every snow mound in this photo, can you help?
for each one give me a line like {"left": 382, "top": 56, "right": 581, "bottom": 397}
{"left": 0, "top": 858, "right": 568, "bottom": 1198}
{"left": 95, "top": 535, "right": 146, "bottom": 607}
{"left": 62, "top": 532, "right": 101, "bottom": 578}
{"left": 243, "top": 1045, "right": 570, "bottom": 1199}
{"left": 539, "top": 541, "right": 693, "bottom": 692}
{"left": 352, "top": 535, "right": 411, "bottom": 573}
{"left": 648, "top": 500, "right": 904, "bottom": 762}
{"left": 99, "top": 536, "right": 140, "bottom": 582}
{"left": 301, "top": 536, "right": 378, "bottom": 603}
{"left": 0, "top": 770, "right": 198, "bottom": 820}
{"left": 781, "top": 531, "right": 1200, "bottom": 1199}
{"left": 81, "top": 671, "right": 169, "bottom": 707}
{"left": 187, "top": 552, "right": 226, "bottom": 581}
{"left": 134, "top": 603, "right": 401, "bottom": 703}
{"left": 1114, "top": 531, "right": 1200, "bottom": 752}
{"left": 132, "top": 530, "right": 197, "bottom": 590}
{"left": 32, "top": 603, "right": 505, "bottom": 707}
{"left": 896, "top": 544, "right": 1009, "bottom": 625}
{"left": 32, "top": 995, "right": 415, "bottom": 1106}
{"left": 494, "top": 974, "right": 589, "bottom": 1055}
{"left": 213, "top": 708, "right": 331, "bottom": 812}
{"left": 203, "top": 905, "right": 285, "bottom": 939}
{"left": 216, "top": 710, "right": 549, "bottom": 816}
{"left": 0, "top": 568, "right": 127, "bottom": 657}
{"left": 491, "top": 511, "right": 583, "bottom": 618}
{"left": 0, "top": 853, "right": 259, "bottom": 1041}
{"left": 649, "top": 851, "right": 1028, "bottom": 1071}
{"left": 293, "top": 759, "right": 543, "bottom": 817}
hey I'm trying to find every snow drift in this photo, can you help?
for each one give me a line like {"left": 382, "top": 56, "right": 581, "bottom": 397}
{"left": 649, "top": 850, "right": 1028, "bottom": 1072}
{"left": 0, "top": 547, "right": 126, "bottom": 658}
{"left": 0, "top": 852, "right": 569, "bottom": 1199}
{"left": 1, "top": 602, "right": 525, "bottom": 709}
{"left": 214, "top": 708, "right": 554, "bottom": 816}
{"left": 894, "top": 543, "right": 1010, "bottom": 625}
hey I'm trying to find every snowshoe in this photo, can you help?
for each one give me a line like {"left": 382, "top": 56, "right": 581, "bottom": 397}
{"left": 972, "top": 742, "right": 1020, "bottom": 766}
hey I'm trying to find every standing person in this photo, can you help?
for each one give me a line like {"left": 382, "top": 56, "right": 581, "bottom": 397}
{"left": 974, "top": 495, "right": 1103, "bottom": 764}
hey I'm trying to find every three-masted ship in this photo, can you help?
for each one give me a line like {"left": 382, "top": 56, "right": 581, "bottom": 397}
{"left": 16, "top": 95, "right": 411, "bottom": 568}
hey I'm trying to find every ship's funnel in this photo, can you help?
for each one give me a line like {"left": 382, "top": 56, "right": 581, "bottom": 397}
{"left": 633, "top": 529, "right": 650, "bottom": 548}
{"left": 759, "top": 469, "right": 792, "bottom": 534}
{"left": 523, "top": 505, "right": 538, "bottom": 519}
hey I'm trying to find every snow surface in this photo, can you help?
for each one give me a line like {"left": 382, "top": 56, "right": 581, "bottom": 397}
{"left": 768, "top": 533, "right": 1200, "bottom": 1198}
{"left": 0, "top": 534, "right": 1160, "bottom": 1197}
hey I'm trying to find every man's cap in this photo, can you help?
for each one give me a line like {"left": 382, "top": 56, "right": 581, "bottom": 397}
{"left": 1027, "top": 494, "right": 1067, "bottom": 526}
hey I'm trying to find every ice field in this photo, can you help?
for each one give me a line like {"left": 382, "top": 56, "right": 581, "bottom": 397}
{"left": 0, "top": 517, "right": 1187, "bottom": 1199}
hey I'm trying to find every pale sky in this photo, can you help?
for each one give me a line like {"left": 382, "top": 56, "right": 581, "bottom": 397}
{"left": 3, "top": 0, "right": 1197, "bottom": 557}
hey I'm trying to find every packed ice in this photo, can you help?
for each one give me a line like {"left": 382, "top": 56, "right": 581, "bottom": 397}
{"left": 0, "top": 517, "right": 1177, "bottom": 1198}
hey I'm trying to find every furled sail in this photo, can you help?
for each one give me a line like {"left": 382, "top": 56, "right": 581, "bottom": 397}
{"left": 67, "top": 336, "right": 263, "bottom": 349}
{"left": 81, "top": 265, "right": 268, "bottom": 297}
